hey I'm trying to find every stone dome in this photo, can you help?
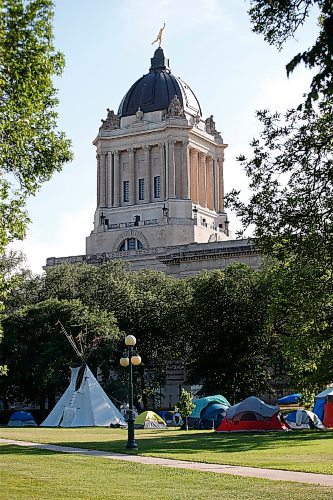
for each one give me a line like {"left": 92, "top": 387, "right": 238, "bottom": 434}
{"left": 118, "top": 47, "right": 202, "bottom": 118}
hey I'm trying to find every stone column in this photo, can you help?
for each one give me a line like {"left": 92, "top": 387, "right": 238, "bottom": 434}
{"left": 113, "top": 150, "right": 120, "bottom": 207}
{"left": 159, "top": 143, "right": 166, "bottom": 200}
{"left": 99, "top": 152, "right": 107, "bottom": 207}
{"left": 213, "top": 158, "right": 218, "bottom": 212}
{"left": 206, "top": 155, "right": 213, "bottom": 210}
{"left": 168, "top": 140, "right": 176, "bottom": 198}
{"left": 217, "top": 156, "right": 224, "bottom": 212}
{"left": 195, "top": 150, "right": 200, "bottom": 205}
{"left": 182, "top": 141, "right": 190, "bottom": 199}
{"left": 107, "top": 151, "right": 113, "bottom": 207}
{"left": 144, "top": 145, "right": 151, "bottom": 202}
{"left": 96, "top": 154, "right": 100, "bottom": 207}
{"left": 128, "top": 148, "right": 135, "bottom": 204}
{"left": 202, "top": 154, "right": 207, "bottom": 208}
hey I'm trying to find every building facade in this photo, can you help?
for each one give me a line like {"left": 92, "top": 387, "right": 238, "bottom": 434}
{"left": 47, "top": 46, "right": 260, "bottom": 276}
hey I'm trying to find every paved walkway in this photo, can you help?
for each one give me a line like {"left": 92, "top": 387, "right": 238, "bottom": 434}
{"left": 1, "top": 438, "right": 333, "bottom": 487}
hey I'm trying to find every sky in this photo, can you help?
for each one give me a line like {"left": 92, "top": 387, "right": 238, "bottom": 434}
{"left": 12, "top": 0, "right": 318, "bottom": 274}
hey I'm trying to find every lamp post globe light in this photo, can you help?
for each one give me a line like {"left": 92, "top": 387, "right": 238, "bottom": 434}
{"left": 120, "top": 335, "right": 141, "bottom": 450}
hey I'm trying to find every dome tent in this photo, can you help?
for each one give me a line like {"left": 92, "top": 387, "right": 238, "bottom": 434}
{"left": 134, "top": 411, "right": 167, "bottom": 429}
{"left": 216, "top": 396, "right": 288, "bottom": 432}
{"left": 8, "top": 411, "right": 37, "bottom": 427}
{"left": 187, "top": 395, "right": 230, "bottom": 430}
{"left": 313, "top": 387, "right": 333, "bottom": 428}
{"left": 285, "top": 409, "right": 324, "bottom": 430}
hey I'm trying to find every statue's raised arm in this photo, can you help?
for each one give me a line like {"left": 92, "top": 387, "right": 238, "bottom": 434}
{"left": 152, "top": 23, "right": 166, "bottom": 47}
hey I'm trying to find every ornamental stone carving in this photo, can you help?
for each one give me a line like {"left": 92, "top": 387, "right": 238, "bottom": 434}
{"left": 205, "top": 115, "right": 221, "bottom": 137}
{"left": 135, "top": 106, "right": 144, "bottom": 121}
{"left": 100, "top": 108, "right": 120, "bottom": 131}
{"left": 164, "top": 95, "right": 185, "bottom": 118}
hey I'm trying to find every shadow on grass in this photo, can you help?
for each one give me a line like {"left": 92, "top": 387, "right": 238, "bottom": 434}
{"left": 2, "top": 429, "right": 332, "bottom": 459}
{"left": 27, "top": 429, "right": 333, "bottom": 456}
{"left": 1, "top": 444, "right": 60, "bottom": 457}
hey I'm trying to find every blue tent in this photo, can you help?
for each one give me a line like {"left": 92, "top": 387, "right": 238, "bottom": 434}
{"left": 278, "top": 393, "right": 301, "bottom": 405}
{"left": 8, "top": 411, "right": 37, "bottom": 427}
{"left": 187, "top": 395, "right": 230, "bottom": 430}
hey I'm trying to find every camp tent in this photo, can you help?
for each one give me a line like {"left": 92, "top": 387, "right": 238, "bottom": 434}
{"left": 188, "top": 395, "right": 230, "bottom": 430}
{"left": 285, "top": 409, "right": 324, "bottom": 430}
{"left": 157, "top": 410, "right": 181, "bottom": 426}
{"left": 313, "top": 387, "right": 333, "bottom": 428}
{"left": 278, "top": 393, "right": 301, "bottom": 405}
{"left": 41, "top": 365, "right": 126, "bottom": 427}
{"left": 134, "top": 411, "right": 167, "bottom": 429}
{"left": 7, "top": 410, "right": 37, "bottom": 427}
{"left": 216, "top": 396, "right": 288, "bottom": 432}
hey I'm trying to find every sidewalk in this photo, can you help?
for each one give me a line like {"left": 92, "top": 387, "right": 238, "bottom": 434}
{"left": 1, "top": 438, "right": 333, "bottom": 487}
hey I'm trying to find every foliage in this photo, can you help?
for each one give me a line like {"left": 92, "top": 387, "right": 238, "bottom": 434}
{"left": 0, "top": 0, "right": 73, "bottom": 253}
{"left": 175, "top": 388, "right": 194, "bottom": 430}
{"left": 0, "top": 298, "right": 120, "bottom": 408}
{"left": 299, "top": 389, "right": 316, "bottom": 410}
{"left": 225, "top": 1, "right": 333, "bottom": 389}
{"left": 38, "top": 263, "right": 192, "bottom": 407}
{"left": 262, "top": 259, "right": 333, "bottom": 390}
{"left": 187, "top": 265, "right": 274, "bottom": 402}
{"left": 248, "top": 0, "right": 333, "bottom": 104}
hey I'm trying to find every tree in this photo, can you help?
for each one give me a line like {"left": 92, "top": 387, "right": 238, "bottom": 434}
{"left": 225, "top": 1, "right": 333, "bottom": 389}
{"left": 175, "top": 388, "right": 194, "bottom": 430}
{"left": 40, "top": 263, "right": 192, "bottom": 407}
{"left": 0, "top": 298, "right": 121, "bottom": 409}
{"left": 248, "top": 0, "right": 333, "bottom": 104}
{"left": 0, "top": 0, "right": 73, "bottom": 253}
{"left": 187, "top": 265, "right": 274, "bottom": 402}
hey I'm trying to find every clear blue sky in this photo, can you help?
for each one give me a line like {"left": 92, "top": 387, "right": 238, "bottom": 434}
{"left": 13, "top": 0, "right": 318, "bottom": 273}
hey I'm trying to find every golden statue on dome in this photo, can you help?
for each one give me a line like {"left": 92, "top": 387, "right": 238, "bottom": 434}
{"left": 152, "top": 23, "right": 166, "bottom": 47}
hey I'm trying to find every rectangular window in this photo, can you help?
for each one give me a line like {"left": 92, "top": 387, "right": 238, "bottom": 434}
{"left": 139, "top": 178, "right": 145, "bottom": 200}
{"left": 154, "top": 176, "right": 160, "bottom": 198}
{"left": 123, "top": 180, "right": 129, "bottom": 202}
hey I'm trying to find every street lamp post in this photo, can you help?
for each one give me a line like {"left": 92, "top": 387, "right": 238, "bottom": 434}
{"left": 120, "top": 335, "right": 142, "bottom": 450}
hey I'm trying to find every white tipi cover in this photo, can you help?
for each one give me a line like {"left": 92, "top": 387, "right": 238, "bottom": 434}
{"left": 41, "top": 365, "right": 126, "bottom": 427}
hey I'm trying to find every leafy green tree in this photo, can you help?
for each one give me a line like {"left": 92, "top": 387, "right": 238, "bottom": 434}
{"left": 187, "top": 265, "right": 274, "bottom": 402}
{"left": 40, "top": 263, "right": 192, "bottom": 407}
{"left": 248, "top": 0, "right": 332, "bottom": 104}
{"left": 0, "top": 298, "right": 121, "bottom": 409}
{"left": 0, "top": 0, "right": 73, "bottom": 253}
{"left": 225, "top": 1, "right": 333, "bottom": 390}
{"left": 175, "top": 388, "right": 194, "bottom": 430}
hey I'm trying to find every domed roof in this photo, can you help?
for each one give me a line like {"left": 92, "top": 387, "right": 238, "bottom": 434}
{"left": 118, "top": 48, "right": 202, "bottom": 118}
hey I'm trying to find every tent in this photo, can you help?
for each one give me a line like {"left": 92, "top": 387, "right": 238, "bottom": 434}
{"left": 134, "top": 411, "right": 167, "bottom": 429}
{"left": 157, "top": 410, "right": 181, "bottom": 426}
{"left": 313, "top": 387, "right": 333, "bottom": 428}
{"left": 188, "top": 395, "right": 230, "bottom": 430}
{"left": 8, "top": 411, "right": 37, "bottom": 427}
{"left": 216, "top": 396, "right": 288, "bottom": 432}
{"left": 278, "top": 393, "right": 301, "bottom": 405}
{"left": 41, "top": 365, "right": 126, "bottom": 427}
{"left": 285, "top": 409, "right": 325, "bottom": 430}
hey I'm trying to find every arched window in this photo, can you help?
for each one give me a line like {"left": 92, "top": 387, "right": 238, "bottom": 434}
{"left": 118, "top": 238, "right": 144, "bottom": 251}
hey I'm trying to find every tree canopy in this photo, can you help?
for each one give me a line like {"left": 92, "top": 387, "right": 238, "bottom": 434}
{"left": 0, "top": 298, "right": 120, "bottom": 408}
{"left": 0, "top": 0, "right": 72, "bottom": 253}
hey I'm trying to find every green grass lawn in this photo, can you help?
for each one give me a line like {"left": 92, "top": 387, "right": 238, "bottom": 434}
{"left": 1, "top": 443, "right": 332, "bottom": 500}
{"left": 1, "top": 427, "right": 332, "bottom": 474}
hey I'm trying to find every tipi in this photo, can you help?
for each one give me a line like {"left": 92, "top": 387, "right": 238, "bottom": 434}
{"left": 41, "top": 364, "right": 126, "bottom": 427}
{"left": 41, "top": 320, "right": 126, "bottom": 428}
